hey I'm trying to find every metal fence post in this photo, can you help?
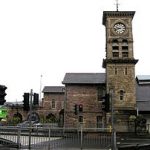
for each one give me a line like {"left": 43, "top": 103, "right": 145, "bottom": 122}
{"left": 17, "top": 127, "right": 21, "bottom": 149}
{"left": 48, "top": 127, "right": 51, "bottom": 150}
{"left": 113, "top": 130, "right": 117, "bottom": 150}
{"left": 80, "top": 123, "right": 83, "bottom": 150}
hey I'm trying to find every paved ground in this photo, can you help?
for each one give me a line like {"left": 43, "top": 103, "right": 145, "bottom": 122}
{"left": 0, "top": 145, "right": 110, "bottom": 150}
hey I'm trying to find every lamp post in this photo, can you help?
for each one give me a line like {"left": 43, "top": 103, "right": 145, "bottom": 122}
{"left": 29, "top": 89, "right": 33, "bottom": 149}
{"left": 110, "top": 89, "right": 117, "bottom": 150}
{"left": 39, "top": 75, "right": 43, "bottom": 102}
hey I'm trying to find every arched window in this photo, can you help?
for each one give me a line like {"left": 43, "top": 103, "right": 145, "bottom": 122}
{"left": 122, "top": 39, "right": 128, "bottom": 50}
{"left": 122, "top": 39, "right": 128, "bottom": 57}
{"left": 120, "top": 90, "right": 125, "bottom": 100}
{"left": 112, "top": 39, "right": 119, "bottom": 50}
{"left": 112, "top": 39, "right": 119, "bottom": 58}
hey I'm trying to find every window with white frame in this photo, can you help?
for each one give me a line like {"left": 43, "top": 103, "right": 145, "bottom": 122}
{"left": 52, "top": 99, "right": 56, "bottom": 108}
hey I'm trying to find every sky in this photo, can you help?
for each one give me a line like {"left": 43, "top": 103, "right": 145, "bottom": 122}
{"left": 0, "top": 0, "right": 150, "bottom": 102}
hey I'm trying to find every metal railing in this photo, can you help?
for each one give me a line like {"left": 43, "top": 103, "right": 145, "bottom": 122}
{"left": 0, "top": 126, "right": 114, "bottom": 150}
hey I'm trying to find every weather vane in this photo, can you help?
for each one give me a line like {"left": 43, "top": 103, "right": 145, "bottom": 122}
{"left": 115, "top": 0, "right": 120, "bottom": 11}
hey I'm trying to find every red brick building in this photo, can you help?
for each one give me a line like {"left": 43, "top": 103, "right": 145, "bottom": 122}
{"left": 41, "top": 86, "right": 65, "bottom": 124}
{"left": 62, "top": 73, "right": 106, "bottom": 128}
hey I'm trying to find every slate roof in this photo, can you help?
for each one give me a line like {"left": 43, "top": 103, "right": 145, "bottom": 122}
{"left": 62, "top": 73, "right": 106, "bottom": 84}
{"left": 136, "top": 76, "right": 150, "bottom": 111}
{"left": 136, "top": 75, "right": 150, "bottom": 85}
{"left": 42, "top": 86, "right": 65, "bottom": 93}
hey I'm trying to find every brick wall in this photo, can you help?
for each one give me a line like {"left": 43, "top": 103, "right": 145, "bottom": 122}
{"left": 64, "top": 84, "right": 104, "bottom": 128}
{"left": 42, "top": 93, "right": 64, "bottom": 118}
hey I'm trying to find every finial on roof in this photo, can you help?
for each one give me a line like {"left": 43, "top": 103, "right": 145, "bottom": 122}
{"left": 115, "top": 0, "right": 119, "bottom": 11}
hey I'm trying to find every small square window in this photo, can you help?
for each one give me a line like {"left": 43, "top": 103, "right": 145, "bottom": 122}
{"left": 79, "top": 116, "right": 83, "bottom": 123}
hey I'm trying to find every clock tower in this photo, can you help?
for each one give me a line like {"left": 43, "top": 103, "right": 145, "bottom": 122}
{"left": 102, "top": 11, "right": 138, "bottom": 131}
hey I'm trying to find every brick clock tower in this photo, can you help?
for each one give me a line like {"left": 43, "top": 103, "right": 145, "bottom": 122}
{"left": 102, "top": 11, "right": 138, "bottom": 131}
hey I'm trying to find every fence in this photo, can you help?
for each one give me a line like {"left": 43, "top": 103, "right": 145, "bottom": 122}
{"left": 0, "top": 126, "right": 114, "bottom": 150}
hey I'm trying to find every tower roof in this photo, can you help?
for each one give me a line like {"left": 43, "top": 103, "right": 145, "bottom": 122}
{"left": 103, "top": 11, "right": 135, "bottom": 25}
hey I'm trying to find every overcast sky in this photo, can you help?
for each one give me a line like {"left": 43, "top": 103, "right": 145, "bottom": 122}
{"left": 0, "top": 0, "right": 150, "bottom": 102}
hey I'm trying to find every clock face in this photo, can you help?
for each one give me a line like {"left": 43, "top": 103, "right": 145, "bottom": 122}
{"left": 114, "top": 23, "right": 126, "bottom": 34}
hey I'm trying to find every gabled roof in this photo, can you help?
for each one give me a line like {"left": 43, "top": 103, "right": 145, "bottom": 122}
{"left": 42, "top": 86, "right": 65, "bottom": 93}
{"left": 62, "top": 73, "right": 105, "bottom": 84}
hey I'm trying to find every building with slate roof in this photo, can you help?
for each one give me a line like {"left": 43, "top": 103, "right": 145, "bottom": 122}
{"left": 62, "top": 73, "right": 106, "bottom": 128}
{"left": 39, "top": 86, "right": 65, "bottom": 125}
{"left": 136, "top": 76, "right": 150, "bottom": 124}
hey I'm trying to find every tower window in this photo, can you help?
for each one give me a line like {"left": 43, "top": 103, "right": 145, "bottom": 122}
{"left": 120, "top": 90, "right": 124, "bottom": 100}
{"left": 112, "top": 39, "right": 119, "bottom": 51}
{"left": 122, "top": 52, "right": 128, "bottom": 58}
{"left": 113, "top": 46, "right": 119, "bottom": 50}
{"left": 122, "top": 46, "right": 128, "bottom": 50}
{"left": 122, "top": 39, "right": 128, "bottom": 50}
{"left": 113, "top": 52, "right": 119, "bottom": 58}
